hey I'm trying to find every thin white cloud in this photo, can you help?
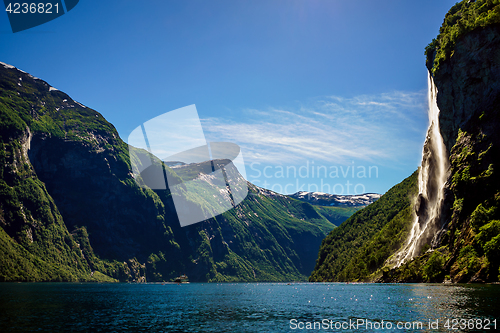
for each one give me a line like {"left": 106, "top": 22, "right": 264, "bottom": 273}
{"left": 202, "top": 90, "right": 428, "bottom": 167}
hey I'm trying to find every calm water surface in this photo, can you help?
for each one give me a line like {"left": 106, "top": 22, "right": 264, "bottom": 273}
{"left": 0, "top": 283, "right": 499, "bottom": 332}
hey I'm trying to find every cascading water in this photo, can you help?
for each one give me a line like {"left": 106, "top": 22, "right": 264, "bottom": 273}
{"left": 395, "top": 74, "right": 450, "bottom": 266}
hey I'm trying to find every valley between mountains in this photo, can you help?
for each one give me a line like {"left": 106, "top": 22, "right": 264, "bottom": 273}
{"left": 1, "top": 0, "right": 500, "bottom": 284}
{"left": 0, "top": 62, "right": 376, "bottom": 282}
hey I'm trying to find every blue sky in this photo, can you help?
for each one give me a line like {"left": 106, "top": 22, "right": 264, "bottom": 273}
{"left": 0, "top": 0, "right": 458, "bottom": 194}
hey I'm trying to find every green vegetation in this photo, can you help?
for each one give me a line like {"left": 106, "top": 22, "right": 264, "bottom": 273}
{"left": 309, "top": 170, "right": 418, "bottom": 282}
{"left": 310, "top": 0, "right": 500, "bottom": 284}
{"left": 444, "top": 125, "right": 500, "bottom": 282}
{"left": 387, "top": 112, "right": 500, "bottom": 283}
{"left": 313, "top": 206, "right": 361, "bottom": 226}
{"left": 0, "top": 70, "right": 123, "bottom": 282}
{"left": 206, "top": 185, "right": 335, "bottom": 281}
{"left": 0, "top": 64, "right": 334, "bottom": 282}
{"left": 336, "top": 205, "right": 414, "bottom": 281}
{"left": 422, "top": 251, "right": 445, "bottom": 282}
{"left": 383, "top": 249, "right": 448, "bottom": 283}
{"left": 425, "top": 0, "right": 500, "bottom": 75}
{"left": 386, "top": 129, "right": 500, "bottom": 283}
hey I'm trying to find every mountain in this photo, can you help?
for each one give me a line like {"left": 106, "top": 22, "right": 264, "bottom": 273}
{"left": 288, "top": 191, "right": 381, "bottom": 226}
{"left": 396, "top": 0, "right": 500, "bottom": 283}
{"left": 310, "top": 0, "right": 500, "bottom": 283}
{"left": 289, "top": 191, "right": 380, "bottom": 207}
{"left": 0, "top": 62, "right": 335, "bottom": 282}
{"left": 309, "top": 171, "right": 418, "bottom": 282}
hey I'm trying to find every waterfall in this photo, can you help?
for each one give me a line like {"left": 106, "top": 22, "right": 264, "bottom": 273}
{"left": 395, "top": 74, "right": 450, "bottom": 265}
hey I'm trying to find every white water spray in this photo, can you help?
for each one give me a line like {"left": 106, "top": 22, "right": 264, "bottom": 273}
{"left": 396, "top": 74, "right": 450, "bottom": 265}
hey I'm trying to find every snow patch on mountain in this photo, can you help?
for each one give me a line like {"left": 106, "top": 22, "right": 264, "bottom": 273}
{"left": 289, "top": 191, "right": 381, "bottom": 207}
{"left": 0, "top": 61, "right": 15, "bottom": 69}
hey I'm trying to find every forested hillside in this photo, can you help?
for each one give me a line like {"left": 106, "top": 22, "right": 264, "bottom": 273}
{"left": 309, "top": 171, "right": 418, "bottom": 282}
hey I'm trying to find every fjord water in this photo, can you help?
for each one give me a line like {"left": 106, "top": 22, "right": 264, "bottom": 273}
{"left": 0, "top": 283, "right": 498, "bottom": 332}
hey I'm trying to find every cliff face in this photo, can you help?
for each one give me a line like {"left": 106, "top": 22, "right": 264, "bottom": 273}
{"left": 431, "top": 24, "right": 500, "bottom": 283}
{"left": 0, "top": 62, "right": 335, "bottom": 282}
{"left": 381, "top": 9, "right": 500, "bottom": 284}
{"left": 0, "top": 61, "right": 177, "bottom": 282}
{"left": 385, "top": 2, "right": 500, "bottom": 283}
{"left": 310, "top": 1, "right": 500, "bottom": 283}
{"left": 432, "top": 25, "right": 500, "bottom": 153}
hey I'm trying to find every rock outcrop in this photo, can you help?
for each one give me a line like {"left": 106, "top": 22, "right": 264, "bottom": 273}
{"left": 431, "top": 25, "right": 500, "bottom": 153}
{"left": 431, "top": 23, "right": 500, "bottom": 282}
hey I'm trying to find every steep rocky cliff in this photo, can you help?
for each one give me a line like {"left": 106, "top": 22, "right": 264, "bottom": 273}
{"left": 386, "top": 0, "right": 500, "bottom": 283}
{"left": 431, "top": 26, "right": 500, "bottom": 153}
{"left": 0, "top": 62, "right": 335, "bottom": 282}
{"left": 431, "top": 27, "right": 500, "bottom": 282}
{"left": 310, "top": 0, "right": 500, "bottom": 283}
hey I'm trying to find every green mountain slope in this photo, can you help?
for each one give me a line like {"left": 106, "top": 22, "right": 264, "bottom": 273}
{"left": 313, "top": 206, "right": 363, "bottom": 226}
{"left": 309, "top": 170, "right": 418, "bottom": 282}
{"left": 0, "top": 62, "right": 334, "bottom": 282}
{"left": 0, "top": 82, "right": 119, "bottom": 282}
{"left": 287, "top": 191, "right": 380, "bottom": 226}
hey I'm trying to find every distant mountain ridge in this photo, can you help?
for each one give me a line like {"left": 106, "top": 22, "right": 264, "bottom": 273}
{"left": 289, "top": 191, "right": 381, "bottom": 207}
